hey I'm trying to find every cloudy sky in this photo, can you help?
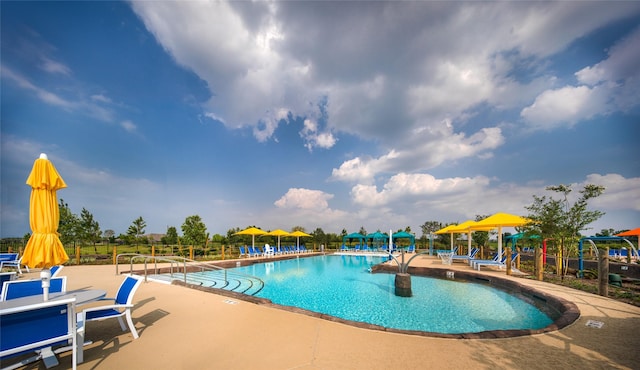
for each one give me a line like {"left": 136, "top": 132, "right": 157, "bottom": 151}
{"left": 2, "top": 1, "right": 639, "bottom": 239}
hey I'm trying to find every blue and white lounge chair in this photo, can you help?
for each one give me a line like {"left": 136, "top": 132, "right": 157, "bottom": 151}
{"left": 0, "top": 254, "right": 30, "bottom": 275}
{"left": 471, "top": 252, "right": 503, "bottom": 270}
{"left": 475, "top": 252, "right": 519, "bottom": 271}
{"left": 1, "top": 277, "right": 67, "bottom": 301}
{"left": 79, "top": 275, "right": 143, "bottom": 340}
{"left": 1, "top": 297, "right": 79, "bottom": 370}
{"left": 452, "top": 248, "right": 479, "bottom": 263}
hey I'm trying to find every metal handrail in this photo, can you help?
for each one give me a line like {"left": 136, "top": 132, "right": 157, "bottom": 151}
{"left": 114, "top": 253, "right": 265, "bottom": 295}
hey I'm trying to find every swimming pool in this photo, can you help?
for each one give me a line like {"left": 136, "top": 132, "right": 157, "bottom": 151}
{"left": 228, "top": 255, "right": 554, "bottom": 334}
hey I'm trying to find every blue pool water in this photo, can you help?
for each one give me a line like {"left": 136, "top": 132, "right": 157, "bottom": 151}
{"left": 230, "top": 255, "right": 553, "bottom": 334}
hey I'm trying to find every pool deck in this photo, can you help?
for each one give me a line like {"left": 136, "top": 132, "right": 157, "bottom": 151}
{"left": 14, "top": 253, "right": 640, "bottom": 369}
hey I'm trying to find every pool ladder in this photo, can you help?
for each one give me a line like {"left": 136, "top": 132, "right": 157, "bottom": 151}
{"left": 115, "top": 253, "right": 265, "bottom": 296}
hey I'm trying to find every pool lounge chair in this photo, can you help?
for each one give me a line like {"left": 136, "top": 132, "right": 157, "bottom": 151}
{"left": 452, "top": 248, "right": 479, "bottom": 263}
{"left": 475, "top": 252, "right": 519, "bottom": 271}
{"left": 262, "top": 244, "right": 274, "bottom": 258}
{"left": 470, "top": 252, "right": 504, "bottom": 270}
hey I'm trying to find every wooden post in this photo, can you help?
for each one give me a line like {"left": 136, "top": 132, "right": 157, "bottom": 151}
{"left": 555, "top": 252, "right": 562, "bottom": 276}
{"left": 506, "top": 248, "right": 512, "bottom": 276}
{"left": 535, "top": 247, "right": 543, "bottom": 281}
{"left": 189, "top": 246, "right": 194, "bottom": 260}
{"left": 112, "top": 246, "right": 117, "bottom": 265}
{"left": 598, "top": 247, "right": 609, "bottom": 297}
{"left": 222, "top": 245, "right": 225, "bottom": 260}
{"left": 76, "top": 246, "right": 80, "bottom": 265}
{"left": 152, "top": 245, "right": 155, "bottom": 257}
{"left": 515, "top": 247, "right": 521, "bottom": 269}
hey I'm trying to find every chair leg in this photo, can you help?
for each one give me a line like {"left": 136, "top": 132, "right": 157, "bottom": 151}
{"left": 125, "top": 310, "right": 139, "bottom": 339}
{"left": 116, "top": 317, "right": 127, "bottom": 331}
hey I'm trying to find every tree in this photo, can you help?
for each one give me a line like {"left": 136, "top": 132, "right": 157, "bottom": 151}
{"left": 104, "top": 229, "right": 115, "bottom": 243}
{"left": 525, "top": 184, "right": 605, "bottom": 277}
{"left": 358, "top": 226, "right": 367, "bottom": 236}
{"left": 181, "top": 215, "right": 208, "bottom": 246}
{"left": 127, "top": 216, "right": 146, "bottom": 251}
{"left": 162, "top": 226, "right": 179, "bottom": 245}
{"left": 79, "top": 208, "right": 101, "bottom": 250}
{"left": 471, "top": 214, "right": 491, "bottom": 249}
{"left": 312, "top": 228, "right": 326, "bottom": 248}
{"left": 58, "top": 199, "right": 79, "bottom": 247}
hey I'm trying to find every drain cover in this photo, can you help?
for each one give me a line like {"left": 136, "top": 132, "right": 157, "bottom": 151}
{"left": 585, "top": 320, "right": 604, "bottom": 328}
{"left": 223, "top": 299, "right": 238, "bottom": 305}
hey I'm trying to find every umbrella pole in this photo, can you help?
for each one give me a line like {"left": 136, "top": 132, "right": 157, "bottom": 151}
{"left": 40, "top": 267, "right": 51, "bottom": 301}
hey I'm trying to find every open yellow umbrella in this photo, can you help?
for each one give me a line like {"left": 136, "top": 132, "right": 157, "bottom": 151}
{"left": 470, "top": 212, "right": 531, "bottom": 258}
{"left": 234, "top": 226, "right": 267, "bottom": 248}
{"left": 289, "top": 230, "right": 312, "bottom": 249}
{"left": 263, "top": 229, "right": 290, "bottom": 251}
{"left": 22, "top": 153, "right": 69, "bottom": 300}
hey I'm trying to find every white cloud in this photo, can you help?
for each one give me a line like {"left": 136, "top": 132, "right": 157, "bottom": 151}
{"left": 331, "top": 126, "right": 503, "bottom": 184}
{"left": 274, "top": 188, "right": 333, "bottom": 210}
{"left": 120, "top": 120, "right": 137, "bottom": 133}
{"left": 520, "top": 85, "right": 607, "bottom": 129}
{"left": 40, "top": 57, "right": 71, "bottom": 75}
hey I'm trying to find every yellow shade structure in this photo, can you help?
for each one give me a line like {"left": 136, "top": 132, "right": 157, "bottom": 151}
{"left": 289, "top": 230, "right": 312, "bottom": 249}
{"left": 470, "top": 212, "right": 531, "bottom": 258}
{"left": 22, "top": 153, "right": 69, "bottom": 270}
{"left": 434, "top": 224, "right": 459, "bottom": 251}
{"left": 263, "top": 229, "right": 291, "bottom": 250}
{"left": 447, "top": 220, "right": 494, "bottom": 256}
{"left": 234, "top": 227, "right": 267, "bottom": 248}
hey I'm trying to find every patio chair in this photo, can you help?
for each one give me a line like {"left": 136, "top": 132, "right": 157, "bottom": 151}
{"left": 0, "top": 272, "right": 17, "bottom": 291}
{"left": 0, "top": 254, "right": 29, "bottom": 275}
{"left": 79, "top": 275, "right": 143, "bottom": 339}
{"left": 50, "top": 265, "right": 64, "bottom": 278}
{"left": 262, "top": 244, "right": 274, "bottom": 257}
{"left": 1, "top": 277, "right": 67, "bottom": 301}
{"left": 239, "top": 246, "right": 247, "bottom": 258}
{"left": 1, "top": 297, "right": 78, "bottom": 370}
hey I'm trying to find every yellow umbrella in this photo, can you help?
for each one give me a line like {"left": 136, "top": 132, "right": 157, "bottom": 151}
{"left": 289, "top": 230, "right": 312, "bottom": 249}
{"left": 22, "top": 153, "right": 69, "bottom": 300}
{"left": 263, "top": 229, "right": 291, "bottom": 250}
{"left": 234, "top": 226, "right": 267, "bottom": 248}
{"left": 470, "top": 212, "right": 531, "bottom": 258}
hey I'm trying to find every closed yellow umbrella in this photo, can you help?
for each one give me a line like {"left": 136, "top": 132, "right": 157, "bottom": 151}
{"left": 22, "top": 153, "right": 68, "bottom": 300}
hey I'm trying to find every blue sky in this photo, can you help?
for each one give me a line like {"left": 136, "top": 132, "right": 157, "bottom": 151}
{"left": 2, "top": 1, "right": 639, "bottom": 238}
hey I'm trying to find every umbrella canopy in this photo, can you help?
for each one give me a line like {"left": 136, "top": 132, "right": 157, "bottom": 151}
{"left": 470, "top": 213, "right": 531, "bottom": 258}
{"left": 234, "top": 227, "right": 267, "bottom": 248}
{"left": 434, "top": 224, "right": 458, "bottom": 251}
{"left": 289, "top": 230, "right": 312, "bottom": 248}
{"left": 447, "top": 220, "right": 494, "bottom": 256}
{"left": 22, "top": 153, "right": 69, "bottom": 269}
{"left": 366, "top": 231, "right": 388, "bottom": 249}
{"left": 616, "top": 227, "right": 640, "bottom": 237}
{"left": 392, "top": 231, "right": 415, "bottom": 247}
{"left": 263, "top": 229, "right": 290, "bottom": 249}
{"left": 343, "top": 232, "right": 365, "bottom": 246}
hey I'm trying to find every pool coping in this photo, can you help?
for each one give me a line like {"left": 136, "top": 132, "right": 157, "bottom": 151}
{"left": 161, "top": 255, "right": 580, "bottom": 339}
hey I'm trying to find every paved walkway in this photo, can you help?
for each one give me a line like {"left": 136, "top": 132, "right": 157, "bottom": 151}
{"left": 14, "top": 254, "right": 640, "bottom": 369}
